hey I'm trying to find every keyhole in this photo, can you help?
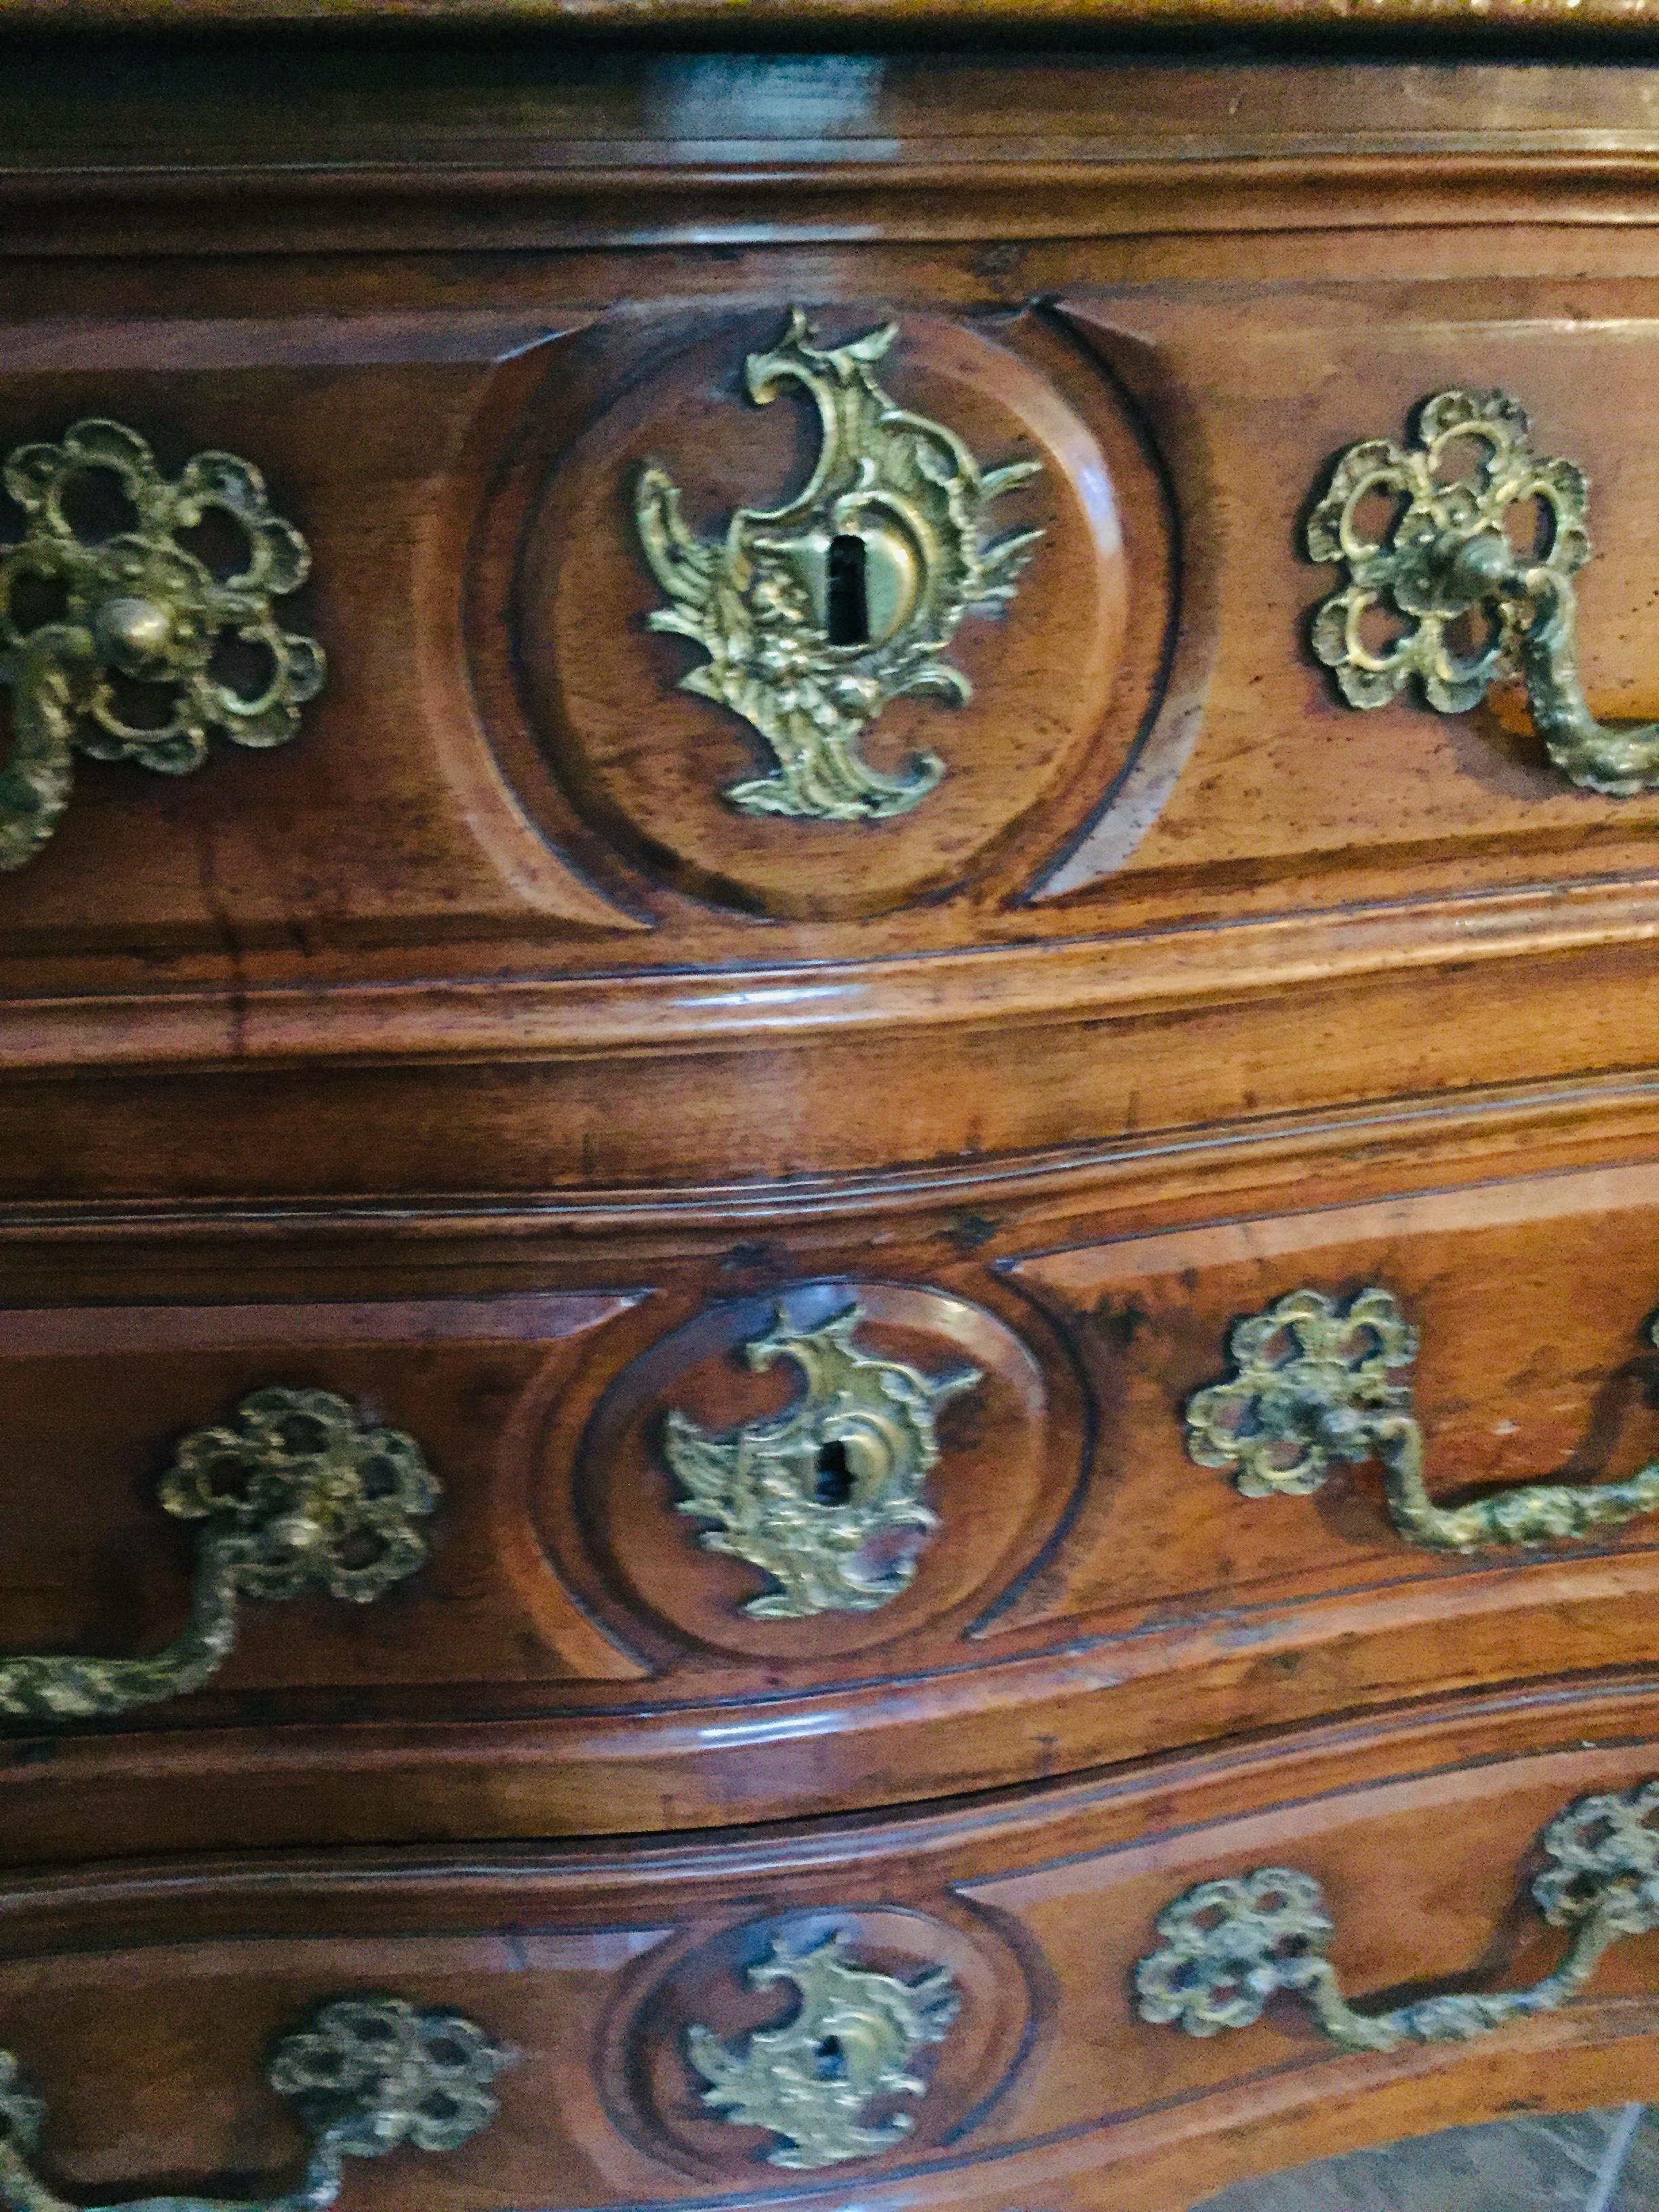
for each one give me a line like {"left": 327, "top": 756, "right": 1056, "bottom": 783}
{"left": 814, "top": 1440, "right": 855, "bottom": 1506}
{"left": 826, "top": 533, "right": 869, "bottom": 647}
{"left": 813, "top": 2035, "right": 847, "bottom": 2081}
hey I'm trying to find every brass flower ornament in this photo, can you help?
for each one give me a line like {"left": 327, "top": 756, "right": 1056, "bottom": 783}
{"left": 1186, "top": 1284, "right": 1659, "bottom": 1551}
{"left": 1137, "top": 1777, "right": 1659, "bottom": 2053}
{"left": 0, "top": 1993, "right": 511, "bottom": 2212}
{"left": 0, "top": 417, "right": 323, "bottom": 869}
{"left": 0, "top": 1386, "right": 438, "bottom": 1721}
{"left": 1307, "top": 386, "right": 1659, "bottom": 794}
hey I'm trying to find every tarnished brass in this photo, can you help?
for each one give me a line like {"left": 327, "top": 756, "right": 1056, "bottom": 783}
{"left": 663, "top": 1303, "right": 980, "bottom": 1618}
{"left": 1137, "top": 1776, "right": 1659, "bottom": 2051}
{"left": 1185, "top": 1285, "right": 1659, "bottom": 1552}
{"left": 687, "top": 1931, "right": 959, "bottom": 2169}
{"left": 0, "top": 1387, "right": 437, "bottom": 1720}
{"left": 0, "top": 418, "right": 323, "bottom": 869}
{"left": 1307, "top": 387, "right": 1659, "bottom": 794}
{"left": 634, "top": 308, "right": 1042, "bottom": 823}
{"left": 0, "top": 1992, "right": 512, "bottom": 2212}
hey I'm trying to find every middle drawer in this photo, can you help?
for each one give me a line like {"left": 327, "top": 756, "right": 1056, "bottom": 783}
{"left": 7, "top": 1144, "right": 1659, "bottom": 1860}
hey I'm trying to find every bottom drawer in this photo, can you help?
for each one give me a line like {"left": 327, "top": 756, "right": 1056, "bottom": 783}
{"left": 7, "top": 1682, "right": 1659, "bottom": 2212}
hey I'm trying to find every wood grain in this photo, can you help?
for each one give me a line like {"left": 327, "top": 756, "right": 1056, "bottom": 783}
{"left": 3, "top": 1683, "right": 1659, "bottom": 2212}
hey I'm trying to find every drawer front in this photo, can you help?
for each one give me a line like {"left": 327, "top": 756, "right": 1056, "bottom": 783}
{"left": 4, "top": 1681, "right": 1659, "bottom": 2212}
{"left": 7, "top": 68, "right": 1659, "bottom": 1204}
{"left": 9, "top": 1125, "right": 1659, "bottom": 1858}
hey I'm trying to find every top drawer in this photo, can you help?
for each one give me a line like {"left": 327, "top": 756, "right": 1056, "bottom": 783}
{"left": 7, "top": 52, "right": 1659, "bottom": 1194}
{"left": 10, "top": 281, "right": 1659, "bottom": 947}
{"left": 9, "top": 278, "right": 1659, "bottom": 1191}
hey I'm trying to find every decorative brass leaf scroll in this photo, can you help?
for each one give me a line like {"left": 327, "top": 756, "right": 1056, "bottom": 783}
{"left": 1185, "top": 1286, "right": 1659, "bottom": 1553}
{"left": 663, "top": 1303, "right": 981, "bottom": 1619}
{"left": 0, "top": 1387, "right": 437, "bottom": 1721}
{"left": 1136, "top": 1776, "right": 1659, "bottom": 2051}
{"left": 688, "top": 1932, "right": 959, "bottom": 2169}
{"left": 0, "top": 1993, "right": 511, "bottom": 2212}
{"left": 0, "top": 418, "right": 323, "bottom": 869}
{"left": 1307, "top": 387, "right": 1659, "bottom": 794}
{"left": 634, "top": 309, "right": 1042, "bottom": 823}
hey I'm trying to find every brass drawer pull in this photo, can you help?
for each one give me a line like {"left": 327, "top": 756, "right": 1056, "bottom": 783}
{"left": 1307, "top": 388, "right": 1659, "bottom": 794}
{"left": 0, "top": 418, "right": 323, "bottom": 871}
{"left": 688, "top": 1932, "right": 959, "bottom": 2169}
{"left": 0, "top": 1992, "right": 510, "bottom": 2212}
{"left": 1185, "top": 1286, "right": 1659, "bottom": 1553}
{"left": 635, "top": 308, "right": 1042, "bottom": 825}
{"left": 2, "top": 1387, "right": 436, "bottom": 1721}
{"left": 665, "top": 1303, "right": 980, "bottom": 1618}
{"left": 1136, "top": 1776, "right": 1659, "bottom": 2051}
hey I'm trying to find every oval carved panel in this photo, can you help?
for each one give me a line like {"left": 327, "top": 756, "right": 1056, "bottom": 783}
{"left": 599, "top": 1903, "right": 1036, "bottom": 2182}
{"left": 529, "top": 1278, "right": 1068, "bottom": 1665}
{"left": 500, "top": 307, "right": 1167, "bottom": 919}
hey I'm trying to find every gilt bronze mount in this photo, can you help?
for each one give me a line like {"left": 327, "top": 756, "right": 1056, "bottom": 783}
{"left": 0, "top": 417, "right": 323, "bottom": 869}
{"left": 1185, "top": 1285, "right": 1659, "bottom": 1553}
{"left": 1137, "top": 1776, "right": 1659, "bottom": 2052}
{"left": 634, "top": 309, "right": 1042, "bottom": 824}
{"left": 663, "top": 1303, "right": 980, "bottom": 1619}
{"left": 1307, "top": 386, "right": 1659, "bottom": 794}
{"left": 687, "top": 1932, "right": 959, "bottom": 2169}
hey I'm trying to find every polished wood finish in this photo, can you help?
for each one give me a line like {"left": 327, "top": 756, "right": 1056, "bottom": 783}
{"left": 7, "top": 31, "right": 1659, "bottom": 2211}
{"left": 8, "top": 58, "right": 1659, "bottom": 1197}
{"left": 5, "top": 1683, "right": 1659, "bottom": 2212}
{"left": 9, "top": 0, "right": 1659, "bottom": 34}
{"left": 11, "top": 1129, "right": 1659, "bottom": 1860}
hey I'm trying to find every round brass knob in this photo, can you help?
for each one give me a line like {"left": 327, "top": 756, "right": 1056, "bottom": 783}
{"left": 93, "top": 593, "right": 173, "bottom": 667}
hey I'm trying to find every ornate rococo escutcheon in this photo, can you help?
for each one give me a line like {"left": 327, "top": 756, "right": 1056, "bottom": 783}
{"left": 0, "top": 418, "right": 323, "bottom": 869}
{"left": 0, "top": 1993, "right": 512, "bottom": 2212}
{"left": 634, "top": 308, "right": 1043, "bottom": 823}
{"left": 1136, "top": 1776, "right": 1659, "bottom": 2051}
{"left": 1307, "top": 387, "right": 1659, "bottom": 794}
{"left": 663, "top": 1303, "right": 981, "bottom": 1619}
{"left": 1185, "top": 1285, "right": 1659, "bottom": 1553}
{"left": 0, "top": 1387, "right": 438, "bottom": 1721}
{"left": 687, "top": 1933, "right": 960, "bottom": 2169}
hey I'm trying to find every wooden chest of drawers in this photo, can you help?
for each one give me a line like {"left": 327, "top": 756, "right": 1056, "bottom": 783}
{"left": 9, "top": 12, "right": 1659, "bottom": 2209}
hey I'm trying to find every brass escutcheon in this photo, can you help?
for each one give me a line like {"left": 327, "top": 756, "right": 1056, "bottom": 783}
{"left": 687, "top": 1932, "right": 959, "bottom": 2169}
{"left": 634, "top": 309, "right": 1042, "bottom": 824}
{"left": 663, "top": 1303, "right": 980, "bottom": 1619}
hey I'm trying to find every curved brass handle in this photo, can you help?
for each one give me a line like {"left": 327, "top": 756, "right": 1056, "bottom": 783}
{"left": 1136, "top": 1776, "right": 1659, "bottom": 2051}
{"left": 0, "top": 419, "right": 323, "bottom": 869}
{"left": 0, "top": 1992, "right": 511, "bottom": 2212}
{"left": 1185, "top": 1286, "right": 1659, "bottom": 1553}
{"left": 2, "top": 1387, "right": 437, "bottom": 1721}
{"left": 635, "top": 307, "right": 1042, "bottom": 824}
{"left": 1307, "top": 388, "right": 1659, "bottom": 795}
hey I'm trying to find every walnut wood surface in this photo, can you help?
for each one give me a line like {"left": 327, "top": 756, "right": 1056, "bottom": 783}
{"left": 4, "top": 1683, "right": 1659, "bottom": 2212}
{"left": 9, "top": 0, "right": 1659, "bottom": 33}
{"left": 4, "top": 1121, "right": 1659, "bottom": 1860}
{"left": 6, "top": 60, "right": 1659, "bottom": 1197}
{"left": 5, "top": 41, "right": 1659, "bottom": 2200}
